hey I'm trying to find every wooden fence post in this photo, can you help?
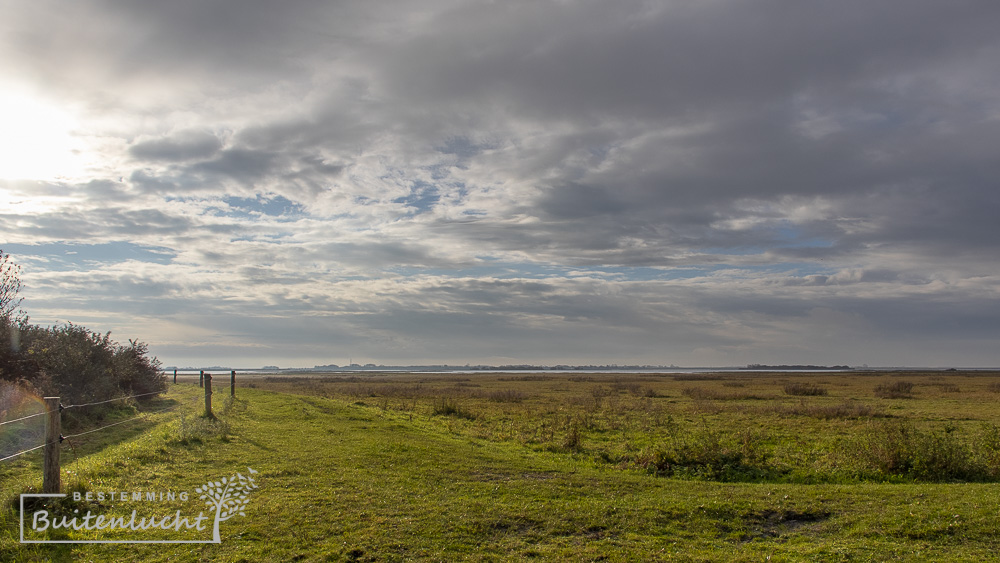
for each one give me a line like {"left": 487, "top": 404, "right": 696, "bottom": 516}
{"left": 231, "top": 370, "right": 236, "bottom": 398}
{"left": 43, "top": 397, "right": 61, "bottom": 494}
{"left": 199, "top": 370, "right": 204, "bottom": 388}
{"left": 204, "top": 373, "right": 213, "bottom": 417}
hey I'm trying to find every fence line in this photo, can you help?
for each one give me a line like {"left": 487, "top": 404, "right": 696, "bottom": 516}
{"left": 61, "top": 404, "right": 187, "bottom": 441}
{"left": 2, "top": 370, "right": 236, "bottom": 491}
{"left": 1, "top": 391, "right": 199, "bottom": 464}
{"left": 2, "top": 390, "right": 164, "bottom": 428}
{"left": 62, "top": 391, "right": 163, "bottom": 410}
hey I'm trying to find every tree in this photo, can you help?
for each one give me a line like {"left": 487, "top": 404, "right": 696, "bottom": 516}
{"left": 0, "top": 249, "right": 24, "bottom": 324}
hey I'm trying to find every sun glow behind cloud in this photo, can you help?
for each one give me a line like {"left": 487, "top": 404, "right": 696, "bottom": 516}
{"left": 0, "top": 85, "right": 87, "bottom": 181}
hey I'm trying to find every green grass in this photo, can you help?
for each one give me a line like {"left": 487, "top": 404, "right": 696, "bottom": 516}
{"left": 3, "top": 372, "right": 1000, "bottom": 560}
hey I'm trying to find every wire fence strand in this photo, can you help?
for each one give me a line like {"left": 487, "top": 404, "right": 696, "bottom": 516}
{"left": 62, "top": 390, "right": 164, "bottom": 410}
{"left": 60, "top": 404, "right": 185, "bottom": 441}
{"left": 0, "top": 443, "right": 46, "bottom": 463}
{"left": 0, "top": 411, "right": 47, "bottom": 427}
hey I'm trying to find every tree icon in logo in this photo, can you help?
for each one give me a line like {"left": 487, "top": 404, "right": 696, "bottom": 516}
{"left": 194, "top": 467, "right": 260, "bottom": 543}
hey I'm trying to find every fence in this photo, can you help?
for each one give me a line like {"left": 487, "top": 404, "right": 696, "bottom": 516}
{"left": 0, "top": 370, "right": 239, "bottom": 493}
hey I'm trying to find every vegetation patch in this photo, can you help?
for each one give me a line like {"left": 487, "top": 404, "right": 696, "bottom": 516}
{"left": 783, "top": 382, "right": 828, "bottom": 396}
{"left": 874, "top": 380, "right": 915, "bottom": 399}
{"left": 636, "top": 418, "right": 770, "bottom": 481}
{"left": 681, "top": 387, "right": 772, "bottom": 401}
{"left": 754, "top": 400, "right": 887, "bottom": 420}
{"left": 851, "top": 420, "right": 1000, "bottom": 481}
{"left": 432, "top": 397, "right": 476, "bottom": 420}
{"left": 484, "top": 389, "right": 526, "bottom": 403}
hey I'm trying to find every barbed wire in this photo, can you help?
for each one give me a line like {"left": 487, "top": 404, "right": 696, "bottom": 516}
{"left": 0, "top": 411, "right": 47, "bottom": 427}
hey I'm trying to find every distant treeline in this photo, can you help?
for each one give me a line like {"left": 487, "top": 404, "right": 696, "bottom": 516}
{"left": 0, "top": 321, "right": 165, "bottom": 406}
{"left": 744, "top": 364, "right": 853, "bottom": 370}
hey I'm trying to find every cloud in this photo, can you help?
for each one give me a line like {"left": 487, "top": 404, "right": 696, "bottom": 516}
{"left": 129, "top": 130, "right": 223, "bottom": 162}
{"left": 2, "top": 0, "right": 999, "bottom": 366}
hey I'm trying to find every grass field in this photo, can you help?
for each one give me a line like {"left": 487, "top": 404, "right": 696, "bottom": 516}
{"left": 3, "top": 370, "right": 1000, "bottom": 561}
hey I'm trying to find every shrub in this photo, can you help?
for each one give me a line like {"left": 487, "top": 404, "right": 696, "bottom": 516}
{"left": 1, "top": 322, "right": 164, "bottom": 407}
{"left": 783, "top": 382, "right": 828, "bottom": 396}
{"left": 874, "top": 381, "right": 914, "bottom": 399}
{"left": 850, "top": 420, "right": 995, "bottom": 481}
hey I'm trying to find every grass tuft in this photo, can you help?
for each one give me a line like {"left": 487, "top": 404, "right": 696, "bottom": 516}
{"left": 783, "top": 382, "right": 828, "bottom": 396}
{"left": 432, "top": 397, "right": 476, "bottom": 420}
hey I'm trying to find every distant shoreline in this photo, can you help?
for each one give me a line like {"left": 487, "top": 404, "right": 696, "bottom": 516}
{"left": 163, "top": 365, "right": 998, "bottom": 375}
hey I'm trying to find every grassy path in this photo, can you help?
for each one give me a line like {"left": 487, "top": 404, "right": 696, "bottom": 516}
{"left": 3, "top": 385, "right": 1000, "bottom": 561}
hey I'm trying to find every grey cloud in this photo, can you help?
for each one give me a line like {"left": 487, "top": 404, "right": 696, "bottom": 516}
{"left": 5, "top": 0, "right": 1000, "bottom": 366}
{"left": 191, "top": 148, "right": 279, "bottom": 184}
{"left": 379, "top": 1, "right": 1000, "bottom": 120}
{"left": 538, "top": 183, "right": 629, "bottom": 221}
{"left": 129, "top": 130, "right": 223, "bottom": 162}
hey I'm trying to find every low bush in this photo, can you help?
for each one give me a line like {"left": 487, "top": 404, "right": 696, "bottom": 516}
{"left": 849, "top": 420, "right": 1000, "bottom": 481}
{"left": 638, "top": 418, "right": 769, "bottom": 480}
{"left": 783, "top": 382, "right": 828, "bottom": 396}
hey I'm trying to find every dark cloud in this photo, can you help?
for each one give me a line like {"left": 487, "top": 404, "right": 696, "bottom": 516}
{"left": 191, "top": 148, "right": 279, "bottom": 184}
{"left": 129, "top": 130, "right": 223, "bottom": 162}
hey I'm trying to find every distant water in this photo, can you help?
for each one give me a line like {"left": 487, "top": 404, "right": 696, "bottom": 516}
{"left": 165, "top": 366, "right": 996, "bottom": 376}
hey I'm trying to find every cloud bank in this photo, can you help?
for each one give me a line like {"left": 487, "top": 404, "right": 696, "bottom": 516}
{"left": 2, "top": 0, "right": 999, "bottom": 367}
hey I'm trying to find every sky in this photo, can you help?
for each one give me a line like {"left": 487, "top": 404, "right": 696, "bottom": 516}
{"left": 1, "top": 0, "right": 999, "bottom": 369}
